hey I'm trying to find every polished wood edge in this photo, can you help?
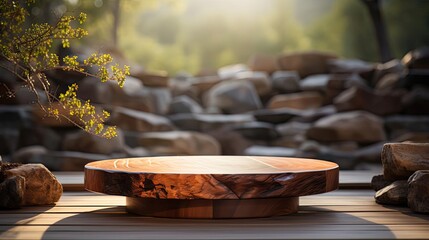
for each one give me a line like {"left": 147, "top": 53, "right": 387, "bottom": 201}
{"left": 126, "top": 197, "right": 299, "bottom": 219}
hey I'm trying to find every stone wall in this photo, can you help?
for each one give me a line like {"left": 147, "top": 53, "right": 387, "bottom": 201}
{"left": 1, "top": 48, "right": 429, "bottom": 171}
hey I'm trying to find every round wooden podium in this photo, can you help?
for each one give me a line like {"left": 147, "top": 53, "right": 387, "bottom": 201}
{"left": 84, "top": 156, "right": 339, "bottom": 218}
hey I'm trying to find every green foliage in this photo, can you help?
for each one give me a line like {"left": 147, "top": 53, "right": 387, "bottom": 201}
{"left": 0, "top": 0, "right": 130, "bottom": 138}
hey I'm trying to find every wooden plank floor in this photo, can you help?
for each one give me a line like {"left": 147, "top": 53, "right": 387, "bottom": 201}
{"left": 1, "top": 190, "right": 429, "bottom": 239}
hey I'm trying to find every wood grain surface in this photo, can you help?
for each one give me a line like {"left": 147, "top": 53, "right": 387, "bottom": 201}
{"left": 84, "top": 156, "right": 339, "bottom": 200}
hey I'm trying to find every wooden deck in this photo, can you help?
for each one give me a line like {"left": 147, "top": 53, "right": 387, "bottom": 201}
{"left": 1, "top": 171, "right": 429, "bottom": 239}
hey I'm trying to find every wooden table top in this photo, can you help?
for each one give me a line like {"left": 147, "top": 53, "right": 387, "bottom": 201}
{"left": 85, "top": 156, "right": 338, "bottom": 174}
{"left": 84, "top": 156, "right": 339, "bottom": 199}
{"left": 1, "top": 190, "right": 429, "bottom": 239}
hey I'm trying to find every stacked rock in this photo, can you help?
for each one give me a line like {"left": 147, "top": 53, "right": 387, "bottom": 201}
{"left": 372, "top": 143, "right": 429, "bottom": 213}
{"left": 1, "top": 47, "right": 429, "bottom": 171}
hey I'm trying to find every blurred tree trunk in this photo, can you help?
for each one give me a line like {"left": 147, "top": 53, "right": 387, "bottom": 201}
{"left": 361, "top": 0, "right": 393, "bottom": 62}
{"left": 112, "top": 0, "right": 121, "bottom": 46}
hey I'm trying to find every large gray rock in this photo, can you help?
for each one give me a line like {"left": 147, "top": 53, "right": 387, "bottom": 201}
{"left": 274, "top": 122, "right": 311, "bottom": 148}
{"left": 326, "top": 73, "right": 367, "bottom": 102}
{"left": 18, "top": 126, "right": 61, "bottom": 151}
{"left": 204, "top": 80, "right": 262, "bottom": 114}
{"left": 244, "top": 145, "right": 297, "bottom": 157}
{"left": 328, "top": 58, "right": 375, "bottom": 74}
{"left": 62, "top": 130, "right": 126, "bottom": 155}
{"left": 277, "top": 51, "right": 337, "bottom": 78}
{"left": 109, "top": 107, "right": 175, "bottom": 132}
{"left": 233, "top": 71, "right": 272, "bottom": 96}
{"left": 136, "top": 131, "right": 220, "bottom": 155}
{"left": 207, "top": 127, "right": 253, "bottom": 155}
{"left": 307, "top": 111, "right": 386, "bottom": 143}
{"left": 170, "top": 113, "right": 254, "bottom": 132}
{"left": 267, "top": 92, "right": 324, "bottom": 110}
{"left": 381, "top": 143, "right": 429, "bottom": 181}
{"left": 375, "top": 180, "right": 408, "bottom": 206}
{"left": 232, "top": 122, "right": 279, "bottom": 140}
{"left": 147, "top": 87, "right": 172, "bottom": 115}
{"left": 408, "top": 170, "right": 429, "bottom": 213}
{"left": 5, "top": 164, "right": 62, "bottom": 205}
{"left": 46, "top": 151, "right": 115, "bottom": 171}
{"left": 190, "top": 76, "right": 223, "bottom": 96}
{"left": 0, "top": 175, "right": 25, "bottom": 209}
{"left": 169, "top": 95, "right": 203, "bottom": 114}
{"left": 271, "top": 71, "right": 300, "bottom": 93}
{"left": 12, "top": 145, "right": 49, "bottom": 164}
{"left": 334, "top": 86, "right": 403, "bottom": 116}
{"left": 300, "top": 74, "right": 330, "bottom": 91}
{"left": 253, "top": 108, "right": 302, "bottom": 124}
{"left": 77, "top": 76, "right": 154, "bottom": 112}
{"left": 384, "top": 115, "right": 429, "bottom": 138}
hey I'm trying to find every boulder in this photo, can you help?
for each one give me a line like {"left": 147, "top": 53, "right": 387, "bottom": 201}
{"left": 253, "top": 108, "right": 302, "bottom": 124}
{"left": 204, "top": 80, "right": 262, "bottom": 114}
{"left": 276, "top": 121, "right": 311, "bottom": 137}
{"left": 18, "top": 126, "right": 61, "bottom": 151}
{"left": 408, "top": 170, "right": 429, "bottom": 213}
{"left": 294, "top": 105, "right": 337, "bottom": 123}
{"left": 233, "top": 71, "right": 272, "bottom": 96}
{"left": 248, "top": 54, "right": 279, "bottom": 74}
{"left": 334, "top": 86, "right": 403, "bottom": 116}
{"left": 273, "top": 122, "right": 310, "bottom": 148}
{"left": 232, "top": 122, "right": 279, "bottom": 140}
{"left": 402, "top": 47, "right": 429, "bottom": 69}
{"left": 5, "top": 164, "right": 62, "bottom": 205}
{"left": 62, "top": 129, "right": 126, "bottom": 155}
{"left": 109, "top": 107, "right": 174, "bottom": 132}
{"left": 306, "top": 111, "right": 386, "bottom": 143}
{"left": 207, "top": 127, "right": 253, "bottom": 155}
{"left": 271, "top": 71, "right": 300, "bottom": 93}
{"left": 190, "top": 76, "right": 223, "bottom": 96}
{"left": 244, "top": 145, "right": 297, "bottom": 157}
{"left": 384, "top": 115, "right": 429, "bottom": 138}
{"left": 147, "top": 87, "right": 172, "bottom": 115}
{"left": 371, "top": 174, "right": 393, "bottom": 191}
{"left": 381, "top": 143, "right": 429, "bottom": 181}
{"left": 12, "top": 145, "right": 49, "bottom": 164}
{"left": 297, "top": 141, "right": 358, "bottom": 169}
{"left": 136, "top": 131, "right": 220, "bottom": 155}
{"left": 13, "top": 84, "right": 48, "bottom": 105}
{"left": 326, "top": 73, "right": 367, "bottom": 102}
{"left": 45, "top": 151, "right": 114, "bottom": 171}
{"left": 0, "top": 175, "right": 25, "bottom": 209}
{"left": 375, "top": 180, "right": 408, "bottom": 206}
{"left": 77, "top": 76, "right": 154, "bottom": 112}
{"left": 267, "top": 92, "right": 324, "bottom": 110}
{"left": 218, "top": 64, "right": 249, "bottom": 80}
{"left": 277, "top": 51, "right": 337, "bottom": 78}
{"left": 354, "top": 142, "right": 385, "bottom": 163}
{"left": 373, "top": 59, "right": 405, "bottom": 86}
{"left": 169, "top": 95, "right": 203, "bottom": 114}
{"left": 170, "top": 113, "right": 254, "bottom": 132}
{"left": 300, "top": 74, "right": 330, "bottom": 91}
{"left": 402, "top": 86, "right": 429, "bottom": 115}
{"left": 328, "top": 58, "right": 375, "bottom": 74}
{"left": 375, "top": 73, "right": 401, "bottom": 91}
{"left": 131, "top": 70, "right": 169, "bottom": 87}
